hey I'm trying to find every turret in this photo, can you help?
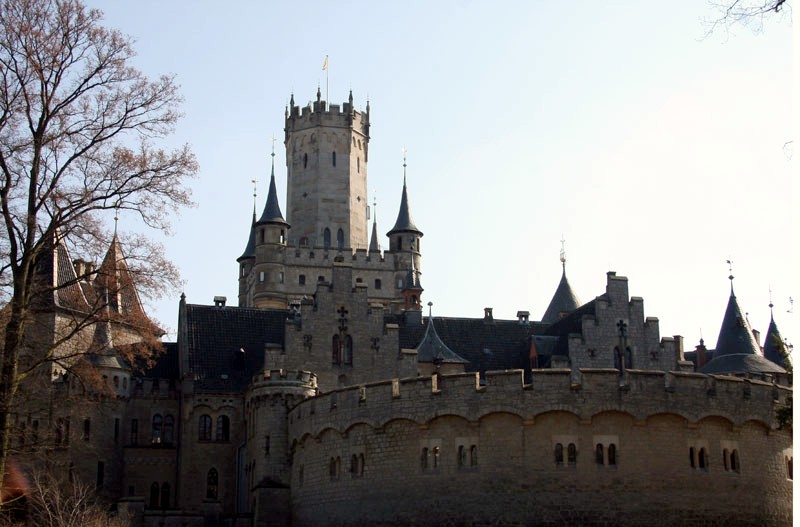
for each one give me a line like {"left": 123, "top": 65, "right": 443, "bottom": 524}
{"left": 237, "top": 205, "right": 257, "bottom": 307}
{"left": 699, "top": 273, "right": 786, "bottom": 376}
{"left": 284, "top": 91, "right": 370, "bottom": 250}
{"left": 763, "top": 300, "right": 792, "bottom": 371}
{"left": 387, "top": 153, "right": 423, "bottom": 288}
{"left": 252, "top": 148, "right": 290, "bottom": 309}
{"left": 541, "top": 241, "right": 580, "bottom": 324}
{"left": 401, "top": 261, "right": 423, "bottom": 312}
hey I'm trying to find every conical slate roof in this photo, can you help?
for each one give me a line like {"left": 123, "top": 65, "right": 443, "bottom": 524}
{"left": 763, "top": 313, "right": 791, "bottom": 371}
{"left": 699, "top": 287, "right": 786, "bottom": 375}
{"left": 257, "top": 167, "right": 288, "bottom": 226}
{"left": 238, "top": 211, "right": 257, "bottom": 262}
{"left": 95, "top": 233, "right": 147, "bottom": 321}
{"left": 416, "top": 317, "right": 468, "bottom": 364}
{"left": 368, "top": 219, "right": 380, "bottom": 252}
{"left": 542, "top": 265, "right": 581, "bottom": 325}
{"left": 388, "top": 179, "right": 421, "bottom": 236}
{"left": 404, "top": 268, "right": 422, "bottom": 290}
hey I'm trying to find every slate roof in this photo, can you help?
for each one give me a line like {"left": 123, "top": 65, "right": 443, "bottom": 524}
{"left": 763, "top": 314, "right": 791, "bottom": 370}
{"left": 541, "top": 265, "right": 581, "bottom": 325}
{"left": 368, "top": 219, "right": 380, "bottom": 252}
{"left": 699, "top": 288, "right": 786, "bottom": 375}
{"left": 33, "top": 232, "right": 90, "bottom": 312}
{"left": 543, "top": 297, "right": 601, "bottom": 338}
{"left": 398, "top": 317, "right": 546, "bottom": 373}
{"left": 415, "top": 318, "right": 467, "bottom": 364}
{"left": 238, "top": 211, "right": 257, "bottom": 261}
{"left": 142, "top": 342, "right": 179, "bottom": 380}
{"left": 257, "top": 168, "right": 288, "bottom": 226}
{"left": 182, "top": 304, "right": 286, "bottom": 392}
{"left": 95, "top": 234, "right": 148, "bottom": 321}
{"left": 387, "top": 179, "right": 421, "bottom": 236}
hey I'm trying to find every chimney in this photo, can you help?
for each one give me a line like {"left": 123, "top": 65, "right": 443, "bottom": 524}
{"left": 516, "top": 311, "right": 530, "bottom": 325}
{"left": 484, "top": 307, "right": 493, "bottom": 322}
{"left": 214, "top": 296, "right": 227, "bottom": 307}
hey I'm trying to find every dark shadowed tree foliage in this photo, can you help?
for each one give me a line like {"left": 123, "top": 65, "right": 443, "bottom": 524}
{"left": 0, "top": 0, "right": 197, "bottom": 497}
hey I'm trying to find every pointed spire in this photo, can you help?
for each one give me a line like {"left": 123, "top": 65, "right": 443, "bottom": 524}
{"left": 317, "top": 85, "right": 321, "bottom": 102}
{"left": 290, "top": 92, "right": 295, "bottom": 107}
{"left": 763, "top": 294, "right": 791, "bottom": 370}
{"left": 257, "top": 138, "right": 288, "bottom": 226}
{"left": 699, "top": 276, "right": 786, "bottom": 375}
{"left": 368, "top": 196, "right": 380, "bottom": 253}
{"left": 542, "top": 243, "right": 581, "bottom": 324}
{"left": 96, "top": 232, "right": 148, "bottom": 323}
{"left": 388, "top": 148, "right": 422, "bottom": 236}
{"left": 348, "top": 89, "right": 353, "bottom": 105}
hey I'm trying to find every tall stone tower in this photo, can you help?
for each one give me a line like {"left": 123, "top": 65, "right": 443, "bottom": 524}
{"left": 284, "top": 89, "right": 370, "bottom": 251}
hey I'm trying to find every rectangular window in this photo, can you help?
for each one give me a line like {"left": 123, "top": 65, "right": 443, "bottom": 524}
{"left": 130, "top": 418, "right": 139, "bottom": 445}
{"left": 83, "top": 418, "right": 91, "bottom": 441}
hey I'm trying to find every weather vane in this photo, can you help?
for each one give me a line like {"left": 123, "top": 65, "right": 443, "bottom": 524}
{"left": 560, "top": 235, "right": 566, "bottom": 265}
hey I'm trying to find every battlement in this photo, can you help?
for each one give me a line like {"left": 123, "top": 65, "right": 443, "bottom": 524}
{"left": 247, "top": 369, "right": 318, "bottom": 399}
{"left": 286, "top": 246, "right": 394, "bottom": 270}
{"left": 288, "top": 368, "right": 791, "bottom": 441}
{"left": 286, "top": 97, "right": 369, "bottom": 134}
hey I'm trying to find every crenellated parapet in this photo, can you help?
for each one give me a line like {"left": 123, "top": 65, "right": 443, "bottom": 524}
{"left": 285, "top": 99, "right": 369, "bottom": 140}
{"left": 288, "top": 368, "right": 790, "bottom": 441}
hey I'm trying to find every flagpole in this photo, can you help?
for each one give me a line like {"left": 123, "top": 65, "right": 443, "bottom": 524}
{"left": 325, "top": 55, "right": 329, "bottom": 103}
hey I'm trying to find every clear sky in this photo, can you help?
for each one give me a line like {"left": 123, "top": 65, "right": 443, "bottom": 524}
{"left": 88, "top": 1, "right": 795, "bottom": 358}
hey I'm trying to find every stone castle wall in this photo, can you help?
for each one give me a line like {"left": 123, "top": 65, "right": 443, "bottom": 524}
{"left": 286, "top": 369, "right": 793, "bottom": 527}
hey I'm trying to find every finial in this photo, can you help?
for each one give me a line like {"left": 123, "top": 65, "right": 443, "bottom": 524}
{"left": 726, "top": 259, "right": 734, "bottom": 293}
{"left": 372, "top": 189, "right": 377, "bottom": 224}
{"left": 317, "top": 85, "right": 321, "bottom": 101}
{"left": 401, "top": 146, "right": 408, "bottom": 185}
{"left": 366, "top": 97, "right": 370, "bottom": 114}
{"left": 251, "top": 179, "right": 257, "bottom": 213}
{"left": 769, "top": 285, "right": 774, "bottom": 315}
{"left": 788, "top": 297, "right": 794, "bottom": 314}
{"left": 559, "top": 235, "right": 566, "bottom": 267}
{"left": 290, "top": 92, "right": 294, "bottom": 107}
{"left": 270, "top": 135, "right": 276, "bottom": 176}
{"left": 113, "top": 205, "right": 119, "bottom": 236}
{"left": 427, "top": 301, "right": 433, "bottom": 318}
{"left": 699, "top": 328, "right": 704, "bottom": 346}
{"left": 348, "top": 89, "right": 353, "bottom": 105}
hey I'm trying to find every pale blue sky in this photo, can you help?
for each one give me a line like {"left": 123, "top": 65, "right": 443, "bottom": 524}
{"left": 89, "top": 1, "right": 795, "bottom": 355}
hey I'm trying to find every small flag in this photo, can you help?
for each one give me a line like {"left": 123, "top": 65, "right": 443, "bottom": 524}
{"left": 322, "top": 55, "right": 329, "bottom": 71}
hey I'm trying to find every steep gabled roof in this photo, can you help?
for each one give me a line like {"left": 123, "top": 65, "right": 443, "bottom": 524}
{"left": 182, "top": 304, "right": 286, "bottom": 392}
{"left": 95, "top": 234, "right": 147, "bottom": 320}
{"left": 699, "top": 287, "right": 786, "bottom": 375}
{"left": 542, "top": 265, "right": 581, "bottom": 325}
{"left": 34, "top": 231, "right": 91, "bottom": 312}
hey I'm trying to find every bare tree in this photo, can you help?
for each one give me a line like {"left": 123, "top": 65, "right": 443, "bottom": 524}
{"left": 705, "top": 0, "right": 791, "bottom": 35}
{"left": 0, "top": 0, "right": 197, "bottom": 490}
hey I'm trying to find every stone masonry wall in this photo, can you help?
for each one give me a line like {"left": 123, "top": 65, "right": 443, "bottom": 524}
{"left": 286, "top": 369, "right": 792, "bottom": 527}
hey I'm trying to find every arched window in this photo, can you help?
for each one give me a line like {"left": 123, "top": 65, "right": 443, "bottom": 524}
{"left": 206, "top": 468, "right": 218, "bottom": 499}
{"left": 567, "top": 443, "right": 577, "bottom": 464}
{"left": 375, "top": 279, "right": 382, "bottom": 290}
{"left": 613, "top": 347, "right": 622, "bottom": 370}
{"left": 595, "top": 444, "right": 604, "bottom": 465}
{"left": 554, "top": 443, "right": 564, "bottom": 465}
{"left": 470, "top": 445, "right": 478, "bottom": 467}
{"left": 458, "top": 445, "right": 466, "bottom": 468}
{"left": 332, "top": 335, "right": 340, "bottom": 365}
{"left": 433, "top": 446, "right": 441, "bottom": 468}
{"left": 689, "top": 447, "right": 696, "bottom": 468}
{"left": 357, "top": 157, "right": 360, "bottom": 172}
{"left": 723, "top": 448, "right": 730, "bottom": 471}
{"left": 786, "top": 456, "right": 793, "bottom": 480}
{"left": 323, "top": 228, "right": 331, "bottom": 249}
{"left": 163, "top": 415, "right": 174, "bottom": 444}
{"left": 83, "top": 418, "right": 91, "bottom": 441}
{"left": 199, "top": 415, "right": 212, "bottom": 441}
{"left": 299, "top": 236, "right": 309, "bottom": 247}
{"left": 730, "top": 450, "right": 739, "bottom": 473}
{"left": 149, "top": 482, "right": 159, "bottom": 509}
{"left": 421, "top": 448, "right": 429, "bottom": 470}
{"left": 337, "top": 228, "right": 344, "bottom": 251}
{"left": 698, "top": 448, "right": 708, "bottom": 470}
{"left": 359, "top": 453, "right": 365, "bottom": 475}
{"left": 329, "top": 457, "right": 337, "bottom": 480}
{"left": 332, "top": 151, "right": 336, "bottom": 167}
{"left": 152, "top": 414, "right": 162, "bottom": 443}
{"left": 160, "top": 482, "right": 170, "bottom": 509}
{"left": 350, "top": 454, "right": 358, "bottom": 475}
{"left": 303, "top": 153, "right": 308, "bottom": 168}
{"left": 608, "top": 443, "right": 616, "bottom": 465}
{"left": 624, "top": 347, "right": 633, "bottom": 369}
{"left": 344, "top": 335, "right": 353, "bottom": 365}
{"left": 299, "top": 274, "right": 306, "bottom": 285}
{"left": 216, "top": 415, "right": 230, "bottom": 442}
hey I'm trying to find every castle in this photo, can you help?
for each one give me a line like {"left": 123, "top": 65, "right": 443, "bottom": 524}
{"left": 8, "top": 91, "right": 793, "bottom": 527}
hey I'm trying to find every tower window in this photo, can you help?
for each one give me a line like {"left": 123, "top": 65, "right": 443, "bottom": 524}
{"left": 206, "top": 468, "right": 218, "bottom": 499}
{"left": 554, "top": 443, "right": 564, "bottom": 465}
{"left": 567, "top": 443, "right": 577, "bottom": 464}
{"left": 259, "top": 271, "right": 265, "bottom": 283}
{"left": 357, "top": 157, "right": 360, "bottom": 173}
{"left": 608, "top": 443, "right": 616, "bottom": 465}
{"left": 83, "top": 418, "right": 91, "bottom": 441}
{"left": 216, "top": 415, "right": 230, "bottom": 442}
{"left": 397, "top": 237, "right": 402, "bottom": 251}
{"left": 303, "top": 153, "right": 308, "bottom": 168}
{"left": 299, "top": 274, "right": 306, "bottom": 285}
{"left": 324, "top": 228, "right": 331, "bottom": 249}
{"left": 332, "top": 335, "right": 341, "bottom": 365}
{"left": 299, "top": 236, "right": 309, "bottom": 247}
{"left": 199, "top": 415, "right": 212, "bottom": 441}
{"left": 152, "top": 414, "right": 162, "bottom": 443}
{"left": 337, "top": 228, "right": 344, "bottom": 251}
{"left": 332, "top": 151, "right": 336, "bottom": 167}
{"left": 130, "top": 418, "right": 138, "bottom": 445}
{"left": 344, "top": 335, "right": 353, "bottom": 365}
{"left": 163, "top": 415, "right": 174, "bottom": 444}
{"left": 280, "top": 229, "right": 285, "bottom": 244}
{"left": 375, "top": 279, "right": 381, "bottom": 290}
